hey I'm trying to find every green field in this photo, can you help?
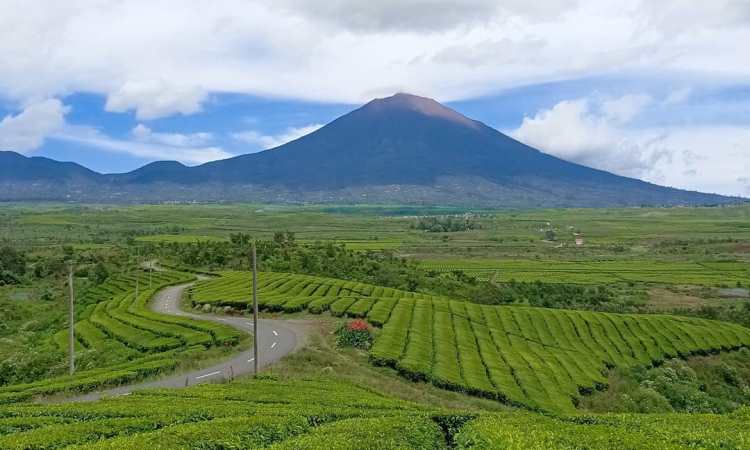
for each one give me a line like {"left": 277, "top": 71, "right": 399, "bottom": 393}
{"left": 5, "top": 204, "right": 750, "bottom": 262}
{"left": 420, "top": 259, "right": 750, "bottom": 286}
{"left": 191, "top": 271, "right": 750, "bottom": 413}
{"left": 3, "top": 203, "right": 750, "bottom": 447}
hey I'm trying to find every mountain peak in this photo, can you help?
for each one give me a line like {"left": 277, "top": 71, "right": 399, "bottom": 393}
{"left": 137, "top": 160, "right": 186, "bottom": 170}
{"left": 362, "top": 93, "right": 480, "bottom": 129}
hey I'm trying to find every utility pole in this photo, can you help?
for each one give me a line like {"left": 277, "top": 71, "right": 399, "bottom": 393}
{"left": 135, "top": 267, "right": 139, "bottom": 301}
{"left": 134, "top": 252, "right": 140, "bottom": 301}
{"left": 252, "top": 242, "right": 259, "bottom": 376}
{"left": 67, "top": 263, "right": 75, "bottom": 375}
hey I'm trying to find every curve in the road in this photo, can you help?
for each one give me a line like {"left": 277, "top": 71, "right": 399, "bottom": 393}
{"left": 67, "top": 281, "right": 308, "bottom": 402}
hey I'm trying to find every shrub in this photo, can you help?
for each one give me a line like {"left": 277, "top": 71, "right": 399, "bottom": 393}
{"left": 336, "top": 319, "right": 372, "bottom": 349}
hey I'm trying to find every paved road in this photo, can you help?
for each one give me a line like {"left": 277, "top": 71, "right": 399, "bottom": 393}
{"left": 67, "top": 282, "right": 308, "bottom": 402}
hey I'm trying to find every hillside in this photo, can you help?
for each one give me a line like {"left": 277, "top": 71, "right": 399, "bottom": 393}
{"left": 190, "top": 271, "right": 750, "bottom": 413}
{"left": 2, "top": 269, "right": 750, "bottom": 449}
{"left": 0, "top": 94, "right": 742, "bottom": 207}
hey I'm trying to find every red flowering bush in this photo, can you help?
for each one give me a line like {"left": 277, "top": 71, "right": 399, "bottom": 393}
{"left": 347, "top": 319, "right": 370, "bottom": 331}
{"left": 336, "top": 319, "right": 373, "bottom": 349}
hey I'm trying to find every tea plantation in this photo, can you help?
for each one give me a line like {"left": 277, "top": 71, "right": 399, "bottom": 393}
{"left": 191, "top": 272, "right": 750, "bottom": 413}
{"left": 1, "top": 376, "right": 749, "bottom": 449}
{"left": 418, "top": 259, "right": 750, "bottom": 286}
{"left": 0, "top": 270, "right": 242, "bottom": 404}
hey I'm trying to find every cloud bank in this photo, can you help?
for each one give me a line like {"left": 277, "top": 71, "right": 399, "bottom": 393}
{"left": 511, "top": 93, "right": 750, "bottom": 197}
{"left": 1, "top": 0, "right": 748, "bottom": 116}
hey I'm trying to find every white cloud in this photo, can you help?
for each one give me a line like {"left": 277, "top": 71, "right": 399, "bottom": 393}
{"left": 738, "top": 177, "right": 750, "bottom": 195}
{"left": 0, "top": 99, "right": 69, "bottom": 152}
{"left": 54, "top": 126, "right": 232, "bottom": 167}
{"left": 512, "top": 97, "right": 660, "bottom": 178}
{"left": 232, "top": 123, "right": 323, "bottom": 149}
{"left": 600, "top": 94, "right": 652, "bottom": 124}
{"left": 267, "top": 0, "right": 576, "bottom": 32}
{"left": 0, "top": 0, "right": 748, "bottom": 108}
{"left": 132, "top": 124, "right": 213, "bottom": 147}
{"left": 105, "top": 80, "right": 207, "bottom": 119}
{"left": 511, "top": 95, "right": 750, "bottom": 197}
{"left": 649, "top": 126, "right": 750, "bottom": 196}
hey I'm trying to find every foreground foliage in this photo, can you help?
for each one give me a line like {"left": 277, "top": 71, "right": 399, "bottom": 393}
{"left": 582, "top": 348, "right": 750, "bottom": 413}
{"left": 454, "top": 407, "right": 750, "bottom": 449}
{"left": 0, "top": 377, "right": 442, "bottom": 450}
{"left": 1, "top": 375, "right": 750, "bottom": 449}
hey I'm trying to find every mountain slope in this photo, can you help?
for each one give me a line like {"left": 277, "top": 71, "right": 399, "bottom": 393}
{"left": 0, "top": 94, "right": 742, "bottom": 206}
{"left": 0, "top": 151, "right": 100, "bottom": 182}
{"left": 195, "top": 93, "right": 625, "bottom": 188}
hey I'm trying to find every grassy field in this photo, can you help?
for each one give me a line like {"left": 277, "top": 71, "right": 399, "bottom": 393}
{"left": 191, "top": 271, "right": 750, "bottom": 413}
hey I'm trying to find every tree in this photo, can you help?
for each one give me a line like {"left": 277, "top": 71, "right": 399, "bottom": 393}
{"left": 90, "top": 262, "right": 109, "bottom": 285}
{"left": 0, "top": 246, "right": 26, "bottom": 284}
{"left": 230, "top": 232, "right": 251, "bottom": 246}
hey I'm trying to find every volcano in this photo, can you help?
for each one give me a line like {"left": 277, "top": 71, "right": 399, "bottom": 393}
{"left": 0, "top": 94, "right": 740, "bottom": 207}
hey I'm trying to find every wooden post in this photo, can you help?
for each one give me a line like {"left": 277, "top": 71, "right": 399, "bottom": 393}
{"left": 67, "top": 263, "right": 75, "bottom": 375}
{"left": 135, "top": 255, "right": 140, "bottom": 301}
{"left": 252, "top": 242, "right": 259, "bottom": 376}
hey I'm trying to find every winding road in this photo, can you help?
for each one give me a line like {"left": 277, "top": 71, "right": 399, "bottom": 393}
{"left": 68, "top": 281, "right": 309, "bottom": 402}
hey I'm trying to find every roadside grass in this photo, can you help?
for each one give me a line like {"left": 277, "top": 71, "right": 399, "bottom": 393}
{"left": 265, "top": 316, "right": 509, "bottom": 413}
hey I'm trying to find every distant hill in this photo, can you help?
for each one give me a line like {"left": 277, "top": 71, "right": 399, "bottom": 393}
{"left": 0, "top": 151, "right": 100, "bottom": 182}
{"left": 0, "top": 94, "right": 743, "bottom": 207}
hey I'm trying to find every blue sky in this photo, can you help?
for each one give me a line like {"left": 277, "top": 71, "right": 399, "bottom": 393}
{"left": 0, "top": 1, "right": 748, "bottom": 196}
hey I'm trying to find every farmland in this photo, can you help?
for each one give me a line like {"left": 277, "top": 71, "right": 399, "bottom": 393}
{"left": 4, "top": 204, "right": 750, "bottom": 261}
{"left": 419, "top": 259, "right": 750, "bottom": 286}
{"left": 190, "top": 271, "right": 750, "bottom": 413}
{"left": 135, "top": 234, "right": 228, "bottom": 243}
{"left": 2, "top": 375, "right": 749, "bottom": 449}
{"left": 2, "top": 203, "right": 750, "bottom": 447}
